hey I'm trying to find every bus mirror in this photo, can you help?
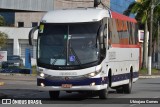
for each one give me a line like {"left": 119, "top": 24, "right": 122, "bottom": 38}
{"left": 98, "top": 25, "right": 105, "bottom": 50}
{"left": 98, "top": 25, "right": 107, "bottom": 58}
{"left": 29, "top": 26, "right": 38, "bottom": 45}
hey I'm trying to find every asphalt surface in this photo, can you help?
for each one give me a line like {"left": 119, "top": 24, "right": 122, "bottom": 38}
{"left": 0, "top": 75, "right": 160, "bottom": 107}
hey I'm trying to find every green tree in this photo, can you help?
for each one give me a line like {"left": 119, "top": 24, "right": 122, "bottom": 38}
{"left": 0, "top": 15, "right": 5, "bottom": 26}
{"left": 124, "top": 0, "right": 160, "bottom": 69}
{"left": 124, "top": 0, "right": 151, "bottom": 69}
{"left": 0, "top": 31, "right": 8, "bottom": 49}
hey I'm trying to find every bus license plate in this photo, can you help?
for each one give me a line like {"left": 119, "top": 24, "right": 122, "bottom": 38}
{"left": 62, "top": 84, "right": 72, "bottom": 88}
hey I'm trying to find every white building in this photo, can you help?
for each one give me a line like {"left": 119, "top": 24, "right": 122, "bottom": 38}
{"left": 0, "top": 27, "right": 37, "bottom": 65}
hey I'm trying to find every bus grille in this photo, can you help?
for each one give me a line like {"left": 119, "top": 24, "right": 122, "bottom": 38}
{"left": 46, "top": 75, "right": 87, "bottom": 81}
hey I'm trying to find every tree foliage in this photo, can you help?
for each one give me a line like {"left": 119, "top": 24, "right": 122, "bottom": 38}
{"left": 0, "top": 31, "right": 8, "bottom": 49}
{"left": 124, "top": 0, "right": 160, "bottom": 69}
{"left": 123, "top": 0, "right": 151, "bottom": 23}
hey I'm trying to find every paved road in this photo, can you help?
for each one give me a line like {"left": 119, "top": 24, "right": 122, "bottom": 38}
{"left": 0, "top": 75, "right": 160, "bottom": 107}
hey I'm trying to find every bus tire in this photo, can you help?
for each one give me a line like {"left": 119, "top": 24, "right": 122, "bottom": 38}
{"left": 49, "top": 91, "right": 60, "bottom": 99}
{"left": 123, "top": 77, "right": 132, "bottom": 94}
{"left": 99, "top": 86, "right": 109, "bottom": 99}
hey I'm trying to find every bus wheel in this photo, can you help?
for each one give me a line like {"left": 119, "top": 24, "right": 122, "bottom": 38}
{"left": 49, "top": 91, "right": 60, "bottom": 99}
{"left": 123, "top": 77, "right": 132, "bottom": 94}
{"left": 99, "top": 86, "right": 109, "bottom": 99}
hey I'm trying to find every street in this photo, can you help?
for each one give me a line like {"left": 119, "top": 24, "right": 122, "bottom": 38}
{"left": 0, "top": 75, "right": 160, "bottom": 106}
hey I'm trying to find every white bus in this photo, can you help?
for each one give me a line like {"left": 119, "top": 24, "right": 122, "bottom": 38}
{"left": 29, "top": 7, "right": 140, "bottom": 99}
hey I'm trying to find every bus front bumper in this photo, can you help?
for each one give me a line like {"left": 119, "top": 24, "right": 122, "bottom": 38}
{"left": 37, "top": 77, "right": 108, "bottom": 91}
{"left": 38, "top": 84, "right": 108, "bottom": 91}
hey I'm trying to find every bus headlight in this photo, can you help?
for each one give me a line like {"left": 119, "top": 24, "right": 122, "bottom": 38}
{"left": 38, "top": 72, "right": 46, "bottom": 78}
{"left": 40, "top": 73, "right": 45, "bottom": 78}
{"left": 85, "top": 66, "right": 102, "bottom": 77}
{"left": 89, "top": 72, "right": 97, "bottom": 77}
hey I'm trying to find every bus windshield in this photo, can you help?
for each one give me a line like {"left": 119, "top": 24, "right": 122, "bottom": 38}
{"left": 37, "top": 22, "right": 101, "bottom": 68}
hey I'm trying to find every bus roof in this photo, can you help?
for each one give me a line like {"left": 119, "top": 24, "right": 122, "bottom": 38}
{"left": 41, "top": 8, "right": 110, "bottom": 23}
{"left": 41, "top": 8, "right": 137, "bottom": 23}
{"left": 111, "top": 11, "right": 137, "bottom": 23}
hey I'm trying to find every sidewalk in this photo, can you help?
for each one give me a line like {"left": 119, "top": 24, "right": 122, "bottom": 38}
{"left": 0, "top": 73, "right": 36, "bottom": 81}
{"left": 139, "top": 75, "right": 160, "bottom": 78}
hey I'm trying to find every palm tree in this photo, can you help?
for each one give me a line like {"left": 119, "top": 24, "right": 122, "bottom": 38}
{"left": 124, "top": 0, "right": 151, "bottom": 69}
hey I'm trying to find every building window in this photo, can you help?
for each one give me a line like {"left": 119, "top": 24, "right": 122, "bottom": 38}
{"left": 32, "top": 22, "right": 38, "bottom": 27}
{"left": 18, "top": 22, "right": 24, "bottom": 27}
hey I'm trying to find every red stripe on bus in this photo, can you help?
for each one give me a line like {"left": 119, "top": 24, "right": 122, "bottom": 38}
{"left": 111, "top": 11, "right": 137, "bottom": 23}
{"left": 111, "top": 44, "right": 140, "bottom": 48}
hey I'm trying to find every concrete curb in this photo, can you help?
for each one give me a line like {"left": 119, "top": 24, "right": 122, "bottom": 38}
{"left": 139, "top": 75, "right": 160, "bottom": 79}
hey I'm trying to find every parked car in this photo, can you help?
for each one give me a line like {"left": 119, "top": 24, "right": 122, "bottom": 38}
{"left": 2, "top": 55, "right": 23, "bottom": 68}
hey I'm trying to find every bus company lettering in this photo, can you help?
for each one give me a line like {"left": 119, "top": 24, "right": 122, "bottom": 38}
{"left": 109, "top": 52, "right": 116, "bottom": 60}
{"left": 60, "top": 72, "right": 77, "bottom": 76}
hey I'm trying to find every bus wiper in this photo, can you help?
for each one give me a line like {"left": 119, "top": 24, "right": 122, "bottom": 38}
{"left": 70, "top": 47, "right": 83, "bottom": 68}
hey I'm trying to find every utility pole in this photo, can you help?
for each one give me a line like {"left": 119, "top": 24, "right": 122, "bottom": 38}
{"left": 142, "top": 21, "right": 148, "bottom": 69}
{"left": 158, "top": 21, "right": 159, "bottom": 53}
{"left": 158, "top": 21, "right": 160, "bottom": 68}
{"left": 148, "top": 0, "right": 154, "bottom": 75}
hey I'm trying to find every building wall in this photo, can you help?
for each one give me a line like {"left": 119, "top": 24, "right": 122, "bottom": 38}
{"left": 15, "top": 12, "right": 45, "bottom": 27}
{"left": 0, "top": 0, "right": 110, "bottom": 11}
{"left": 54, "top": 0, "right": 110, "bottom": 9}
{"left": 0, "top": 27, "right": 38, "bottom": 65}
{"left": 0, "top": 0, "right": 54, "bottom": 11}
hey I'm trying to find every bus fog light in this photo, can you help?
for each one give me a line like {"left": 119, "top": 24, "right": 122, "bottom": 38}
{"left": 90, "top": 82, "right": 95, "bottom": 86}
{"left": 40, "top": 83, "right": 45, "bottom": 87}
